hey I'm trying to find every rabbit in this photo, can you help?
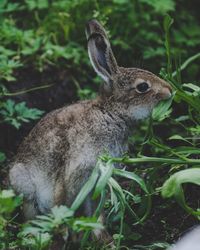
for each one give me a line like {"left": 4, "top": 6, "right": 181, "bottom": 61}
{"left": 9, "top": 19, "right": 172, "bottom": 244}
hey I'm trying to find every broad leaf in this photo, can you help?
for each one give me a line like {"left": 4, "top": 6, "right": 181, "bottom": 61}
{"left": 0, "top": 99, "right": 44, "bottom": 129}
{"left": 161, "top": 168, "right": 200, "bottom": 216}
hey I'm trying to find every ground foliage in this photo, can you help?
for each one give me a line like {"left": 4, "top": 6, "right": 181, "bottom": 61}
{"left": 0, "top": 0, "right": 200, "bottom": 249}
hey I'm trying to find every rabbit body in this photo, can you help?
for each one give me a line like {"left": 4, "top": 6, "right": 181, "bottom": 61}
{"left": 9, "top": 20, "right": 172, "bottom": 243}
{"left": 9, "top": 96, "right": 130, "bottom": 217}
{"left": 9, "top": 66, "right": 170, "bottom": 218}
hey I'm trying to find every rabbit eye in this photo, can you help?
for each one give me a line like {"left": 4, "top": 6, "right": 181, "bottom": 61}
{"left": 136, "top": 82, "right": 150, "bottom": 93}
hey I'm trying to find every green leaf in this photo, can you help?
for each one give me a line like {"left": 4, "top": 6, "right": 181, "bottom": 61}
{"left": 71, "top": 165, "right": 99, "bottom": 211}
{"left": 152, "top": 92, "right": 174, "bottom": 121}
{"left": 113, "top": 233, "right": 124, "bottom": 240}
{"left": 72, "top": 217, "right": 103, "bottom": 232}
{"left": 183, "top": 83, "right": 200, "bottom": 93}
{"left": 161, "top": 168, "right": 200, "bottom": 217}
{"left": 163, "top": 14, "right": 174, "bottom": 32}
{"left": 163, "top": 14, "right": 174, "bottom": 76}
{"left": 174, "top": 146, "right": 200, "bottom": 156}
{"left": 189, "top": 126, "right": 200, "bottom": 135}
{"left": 113, "top": 169, "right": 149, "bottom": 194}
{"left": 113, "top": 0, "right": 129, "bottom": 4}
{"left": 0, "top": 99, "right": 44, "bottom": 129}
{"left": 175, "top": 115, "right": 189, "bottom": 122}
{"left": 22, "top": 205, "right": 74, "bottom": 237}
{"left": 141, "top": 0, "right": 175, "bottom": 13}
{"left": 93, "top": 161, "right": 113, "bottom": 199}
{"left": 168, "top": 135, "right": 193, "bottom": 145}
{"left": 51, "top": 205, "right": 74, "bottom": 224}
{"left": 0, "top": 190, "right": 22, "bottom": 214}
{"left": 108, "top": 177, "right": 126, "bottom": 209}
{"left": 127, "top": 232, "right": 142, "bottom": 241}
{"left": 0, "top": 152, "right": 6, "bottom": 163}
{"left": 30, "top": 220, "right": 53, "bottom": 231}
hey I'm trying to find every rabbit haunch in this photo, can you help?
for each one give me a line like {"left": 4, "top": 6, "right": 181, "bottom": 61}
{"left": 9, "top": 19, "right": 172, "bottom": 243}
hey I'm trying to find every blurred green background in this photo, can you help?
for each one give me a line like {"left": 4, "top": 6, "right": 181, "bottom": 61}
{"left": 0, "top": 0, "right": 199, "bottom": 91}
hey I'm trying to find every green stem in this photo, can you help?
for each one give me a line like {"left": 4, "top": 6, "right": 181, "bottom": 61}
{"left": 81, "top": 190, "right": 107, "bottom": 249}
{"left": 116, "top": 207, "right": 125, "bottom": 250}
{"left": 172, "top": 52, "right": 200, "bottom": 77}
{"left": 103, "top": 156, "right": 200, "bottom": 165}
{"left": 1, "top": 84, "right": 53, "bottom": 97}
{"left": 150, "top": 139, "right": 188, "bottom": 161}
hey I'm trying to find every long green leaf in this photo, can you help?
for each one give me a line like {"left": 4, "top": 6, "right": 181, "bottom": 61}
{"left": 93, "top": 160, "right": 113, "bottom": 199}
{"left": 161, "top": 168, "right": 200, "bottom": 217}
{"left": 113, "top": 169, "right": 149, "bottom": 194}
{"left": 71, "top": 166, "right": 99, "bottom": 211}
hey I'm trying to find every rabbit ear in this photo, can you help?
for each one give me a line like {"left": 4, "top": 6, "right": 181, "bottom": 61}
{"left": 86, "top": 20, "right": 118, "bottom": 85}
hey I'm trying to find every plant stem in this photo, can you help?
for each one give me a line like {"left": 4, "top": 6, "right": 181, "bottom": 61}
{"left": 172, "top": 52, "right": 200, "bottom": 77}
{"left": 1, "top": 84, "right": 53, "bottom": 97}
{"left": 116, "top": 208, "right": 125, "bottom": 250}
{"left": 103, "top": 156, "right": 200, "bottom": 165}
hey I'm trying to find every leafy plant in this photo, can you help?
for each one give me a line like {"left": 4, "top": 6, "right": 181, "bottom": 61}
{"left": 161, "top": 168, "right": 200, "bottom": 217}
{"left": 0, "top": 190, "right": 22, "bottom": 250}
{"left": 0, "top": 99, "right": 44, "bottom": 129}
{"left": 4, "top": 159, "right": 149, "bottom": 250}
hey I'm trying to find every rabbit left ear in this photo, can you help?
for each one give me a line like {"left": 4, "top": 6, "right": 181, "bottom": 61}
{"left": 86, "top": 20, "right": 118, "bottom": 85}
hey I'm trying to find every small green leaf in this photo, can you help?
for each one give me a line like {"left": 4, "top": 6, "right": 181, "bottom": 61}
{"left": 141, "top": 0, "right": 175, "bottom": 13}
{"left": 114, "top": 169, "right": 149, "bottom": 194}
{"left": 174, "top": 146, "right": 200, "bottom": 156}
{"left": 0, "top": 99, "right": 44, "bottom": 128}
{"left": 72, "top": 217, "right": 103, "bottom": 232}
{"left": 0, "top": 152, "right": 6, "bottom": 163}
{"left": 163, "top": 14, "right": 174, "bottom": 32}
{"left": 152, "top": 92, "right": 174, "bottom": 121}
{"left": 113, "top": 233, "right": 124, "bottom": 240}
{"left": 51, "top": 205, "right": 74, "bottom": 223}
{"left": 183, "top": 83, "right": 200, "bottom": 92}
{"left": 128, "top": 232, "right": 142, "bottom": 241}
{"left": 0, "top": 190, "right": 22, "bottom": 214}
{"left": 168, "top": 135, "right": 193, "bottom": 145}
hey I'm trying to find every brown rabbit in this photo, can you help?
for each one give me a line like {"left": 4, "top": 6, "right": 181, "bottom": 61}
{"left": 9, "top": 20, "right": 172, "bottom": 243}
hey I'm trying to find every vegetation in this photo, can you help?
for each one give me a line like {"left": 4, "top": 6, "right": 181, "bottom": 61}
{"left": 0, "top": 0, "right": 200, "bottom": 249}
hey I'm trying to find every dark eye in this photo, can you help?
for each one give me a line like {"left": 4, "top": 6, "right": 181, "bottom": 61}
{"left": 136, "top": 82, "right": 150, "bottom": 93}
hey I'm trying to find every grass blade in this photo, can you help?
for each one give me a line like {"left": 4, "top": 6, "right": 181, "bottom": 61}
{"left": 92, "top": 160, "right": 113, "bottom": 199}
{"left": 71, "top": 165, "right": 99, "bottom": 211}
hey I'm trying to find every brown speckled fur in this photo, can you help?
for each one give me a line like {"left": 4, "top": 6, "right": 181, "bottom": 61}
{"left": 9, "top": 20, "right": 172, "bottom": 244}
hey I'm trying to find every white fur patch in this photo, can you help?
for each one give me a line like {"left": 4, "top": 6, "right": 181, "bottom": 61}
{"left": 129, "top": 105, "right": 151, "bottom": 120}
{"left": 32, "top": 171, "right": 54, "bottom": 213}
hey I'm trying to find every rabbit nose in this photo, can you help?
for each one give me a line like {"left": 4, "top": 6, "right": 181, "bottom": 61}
{"left": 159, "top": 85, "right": 172, "bottom": 100}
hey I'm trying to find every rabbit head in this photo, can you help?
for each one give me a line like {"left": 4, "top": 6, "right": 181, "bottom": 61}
{"left": 86, "top": 19, "right": 172, "bottom": 120}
